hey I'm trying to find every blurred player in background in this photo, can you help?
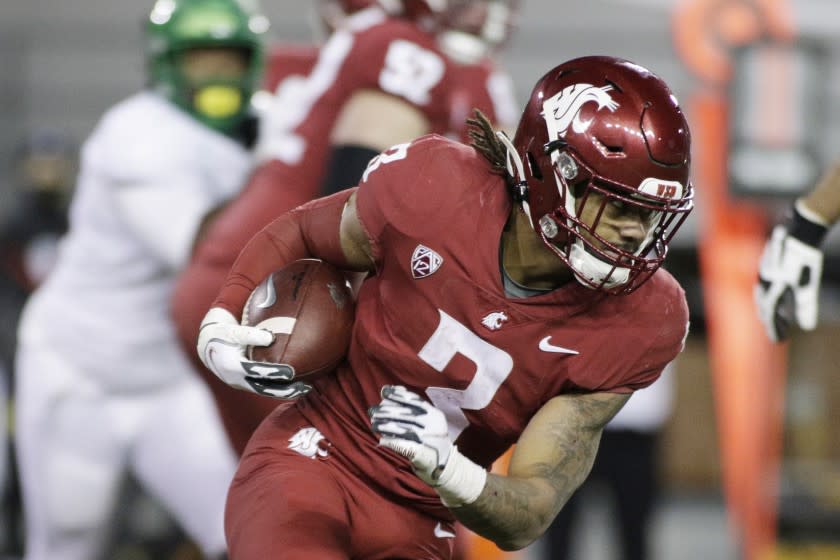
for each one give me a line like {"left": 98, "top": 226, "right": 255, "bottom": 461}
{"left": 197, "top": 55, "right": 694, "bottom": 560}
{"left": 755, "top": 162, "right": 840, "bottom": 342}
{"left": 13, "top": 1, "right": 267, "bottom": 558}
{"left": 0, "top": 129, "right": 75, "bottom": 556}
{"left": 172, "top": 0, "right": 520, "bottom": 456}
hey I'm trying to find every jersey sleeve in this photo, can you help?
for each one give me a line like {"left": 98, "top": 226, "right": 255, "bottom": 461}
{"left": 609, "top": 283, "right": 690, "bottom": 393}
{"left": 354, "top": 135, "right": 479, "bottom": 264}
{"left": 262, "top": 44, "right": 319, "bottom": 92}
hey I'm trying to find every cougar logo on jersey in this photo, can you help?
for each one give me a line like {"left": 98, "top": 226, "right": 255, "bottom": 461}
{"left": 411, "top": 245, "right": 443, "bottom": 279}
{"left": 543, "top": 83, "right": 618, "bottom": 139}
{"left": 481, "top": 311, "right": 509, "bottom": 331}
{"left": 288, "top": 427, "right": 330, "bottom": 459}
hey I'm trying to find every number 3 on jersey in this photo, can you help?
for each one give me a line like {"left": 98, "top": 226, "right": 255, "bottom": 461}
{"left": 362, "top": 141, "right": 410, "bottom": 181}
{"left": 419, "top": 310, "right": 513, "bottom": 442}
{"left": 379, "top": 40, "right": 445, "bottom": 106}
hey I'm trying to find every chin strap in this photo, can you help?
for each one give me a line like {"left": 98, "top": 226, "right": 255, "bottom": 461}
{"left": 495, "top": 131, "right": 533, "bottom": 229}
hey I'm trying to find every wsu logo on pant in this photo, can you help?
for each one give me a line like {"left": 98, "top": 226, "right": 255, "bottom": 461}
{"left": 288, "top": 426, "right": 330, "bottom": 459}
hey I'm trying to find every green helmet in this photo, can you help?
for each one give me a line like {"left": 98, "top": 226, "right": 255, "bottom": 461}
{"left": 146, "top": 0, "right": 268, "bottom": 135}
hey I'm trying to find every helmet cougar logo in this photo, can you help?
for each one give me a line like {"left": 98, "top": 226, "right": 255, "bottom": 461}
{"left": 543, "top": 83, "right": 619, "bottom": 139}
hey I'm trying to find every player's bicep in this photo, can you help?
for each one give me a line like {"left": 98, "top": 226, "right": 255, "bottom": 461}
{"left": 330, "top": 89, "right": 430, "bottom": 151}
{"left": 507, "top": 391, "right": 631, "bottom": 511}
{"left": 339, "top": 192, "right": 375, "bottom": 270}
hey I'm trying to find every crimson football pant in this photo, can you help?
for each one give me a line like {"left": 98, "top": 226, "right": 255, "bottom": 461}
{"left": 226, "top": 405, "right": 457, "bottom": 560}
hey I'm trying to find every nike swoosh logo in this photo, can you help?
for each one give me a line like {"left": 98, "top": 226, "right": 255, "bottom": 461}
{"left": 539, "top": 336, "right": 579, "bottom": 355}
{"left": 434, "top": 522, "right": 455, "bottom": 539}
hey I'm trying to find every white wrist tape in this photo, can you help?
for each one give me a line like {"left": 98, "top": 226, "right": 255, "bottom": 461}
{"left": 432, "top": 446, "right": 487, "bottom": 508}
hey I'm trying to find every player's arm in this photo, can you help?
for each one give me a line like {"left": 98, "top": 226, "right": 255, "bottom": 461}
{"left": 114, "top": 178, "right": 219, "bottom": 270}
{"left": 800, "top": 162, "right": 840, "bottom": 224}
{"left": 454, "top": 391, "right": 629, "bottom": 550}
{"left": 196, "top": 191, "right": 373, "bottom": 398}
{"left": 755, "top": 162, "right": 840, "bottom": 341}
{"left": 321, "top": 89, "right": 429, "bottom": 196}
{"left": 370, "top": 386, "right": 629, "bottom": 551}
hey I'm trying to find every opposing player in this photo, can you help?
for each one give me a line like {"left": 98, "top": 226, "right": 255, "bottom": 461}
{"left": 197, "top": 56, "right": 695, "bottom": 559}
{"left": 755, "top": 162, "right": 840, "bottom": 341}
{"left": 172, "top": 0, "right": 520, "bottom": 455}
{"left": 13, "top": 1, "right": 266, "bottom": 558}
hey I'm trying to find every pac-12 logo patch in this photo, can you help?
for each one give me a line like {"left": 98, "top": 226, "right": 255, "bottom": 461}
{"left": 411, "top": 245, "right": 443, "bottom": 279}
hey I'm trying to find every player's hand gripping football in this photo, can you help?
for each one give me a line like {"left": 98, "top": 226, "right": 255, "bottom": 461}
{"left": 369, "top": 385, "right": 486, "bottom": 507}
{"left": 197, "top": 307, "right": 312, "bottom": 399}
{"left": 755, "top": 208, "right": 826, "bottom": 342}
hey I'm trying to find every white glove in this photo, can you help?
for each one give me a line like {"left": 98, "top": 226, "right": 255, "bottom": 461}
{"left": 755, "top": 224, "right": 824, "bottom": 342}
{"left": 369, "top": 385, "right": 486, "bottom": 507}
{"left": 197, "top": 307, "right": 312, "bottom": 399}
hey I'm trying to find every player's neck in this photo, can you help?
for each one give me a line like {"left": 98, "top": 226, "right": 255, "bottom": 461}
{"left": 500, "top": 207, "right": 572, "bottom": 291}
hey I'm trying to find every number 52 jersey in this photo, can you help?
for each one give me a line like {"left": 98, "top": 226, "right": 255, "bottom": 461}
{"left": 296, "top": 135, "right": 690, "bottom": 517}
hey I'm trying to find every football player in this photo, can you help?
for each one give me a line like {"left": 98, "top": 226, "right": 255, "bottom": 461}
{"left": 171, "top": 0, "right": 520, "bottom": 455}
{"left": 756, "top": 162, "right": 840, "bottom": 341}
{"left": 0, "top": 129, "right": 76, "bottom": 556}
{"left": 197, "top": 56, "right": 694, "bottom": 559}
{"left": 13, "top": 1, "right": 266, "bottom": 558}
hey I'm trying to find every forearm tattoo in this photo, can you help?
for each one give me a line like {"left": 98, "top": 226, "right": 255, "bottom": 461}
{"left": 452, "top": 392, "right": 628, "bottom": 549}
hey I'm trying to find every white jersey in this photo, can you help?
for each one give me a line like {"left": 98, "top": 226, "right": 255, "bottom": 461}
{"left": 19, "top": 92, "right": 252, "bottom": 392}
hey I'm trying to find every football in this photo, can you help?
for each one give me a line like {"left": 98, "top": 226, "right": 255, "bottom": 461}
{"left": 241, "top": 259, "right": 355, "bottom": 379}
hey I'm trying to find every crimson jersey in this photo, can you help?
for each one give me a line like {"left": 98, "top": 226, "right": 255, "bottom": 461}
{"left": 261, "top": 44, "right": 318, "bottom": 93}
{"left": 173, "top": 8, "right": 520, "bottom": 454}
{"left": 293, "top": 135, "right": 689, "bottom": 518}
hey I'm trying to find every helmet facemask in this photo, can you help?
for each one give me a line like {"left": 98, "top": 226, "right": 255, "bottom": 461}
{"left": 536, "top": 144, "right": 693, "bottom": 294}
{"left": 170, "top": 46, "right": 254, "bottom": 131}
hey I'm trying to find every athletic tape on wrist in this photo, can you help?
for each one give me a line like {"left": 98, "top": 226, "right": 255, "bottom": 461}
{"left": 432, "top": 446, "right": 487, "bottom": 508}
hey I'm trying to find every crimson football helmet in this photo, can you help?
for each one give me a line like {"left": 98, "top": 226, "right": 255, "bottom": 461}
{"left": 378, "top": 0, "right": 518, "bottom": 64}
{"left": 504, "top": 56, "right": 694, "bottom": 294}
